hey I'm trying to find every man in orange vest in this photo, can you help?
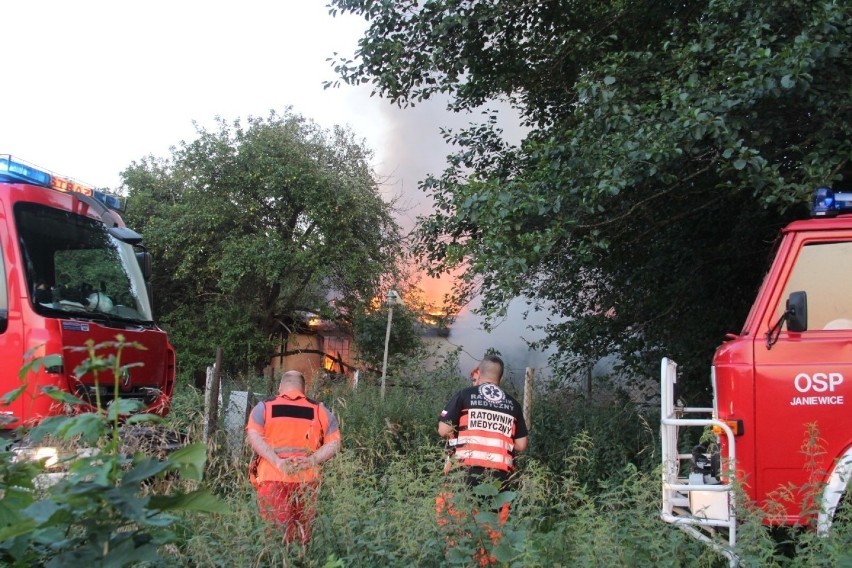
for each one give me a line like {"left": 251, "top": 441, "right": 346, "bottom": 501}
{"left": 246, "top": 370, "right": 341, "bottom": 545}
{"left": 436, "top": 354, "right": 529, "bottom": 564}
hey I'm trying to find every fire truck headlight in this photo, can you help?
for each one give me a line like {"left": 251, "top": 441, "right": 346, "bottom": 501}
{"left": 12, "top": 446, "right": 60, "bottom": 468}
{"left": 34, "top": 446, "right": 59, "bottom": 468}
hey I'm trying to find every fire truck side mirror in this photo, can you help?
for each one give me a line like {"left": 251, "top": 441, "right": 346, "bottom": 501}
{"left": 786, "top": 290, "right": 808, "bottom": 332}
{"left": 108, "top": 226, "right": 143, "bottom": 246}
{"left": 136, "top": 251, "right": 152, "bottom": 281}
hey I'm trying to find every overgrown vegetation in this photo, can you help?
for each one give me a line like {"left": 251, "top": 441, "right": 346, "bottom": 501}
{"left": 162, "top": 367, "right": 850, "bottom": 567}
{"left": 2, "top": 345, "right": 848, "bottom": 566}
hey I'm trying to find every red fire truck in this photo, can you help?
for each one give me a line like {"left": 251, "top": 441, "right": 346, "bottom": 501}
{"left": 0, "top": 155, "right": 175, "bottom": 429}
{"left": 661, "top": 186, "right": 852, "bottom": 558}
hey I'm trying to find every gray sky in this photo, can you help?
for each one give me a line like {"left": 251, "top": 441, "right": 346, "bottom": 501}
{"left": 2, "top": 2, "right": 389, "bottom": 188}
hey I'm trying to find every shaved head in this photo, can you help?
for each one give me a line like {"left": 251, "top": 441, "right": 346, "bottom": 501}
{"left": 279, "top": 370, "right": 306, "bottom": 393}
{"left": 478, "top": 354, "right": 504, "bottom": 383}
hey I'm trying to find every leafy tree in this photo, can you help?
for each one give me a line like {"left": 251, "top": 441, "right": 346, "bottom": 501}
{"left": 328, "top": 0, "right": 851, "bottom": 398}
{"left": 121, "top": 110, "right": 402, "bottom": 377}
{"left": 352, "top": 301, "right": 424, "bottom": 373}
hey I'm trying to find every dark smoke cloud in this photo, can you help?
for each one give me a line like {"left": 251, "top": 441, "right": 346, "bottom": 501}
{"left": 372, "top": 97, "right": 556, "bottom": 383}
{"left": 373, "top": 96, "right": 454, "bottom": 234}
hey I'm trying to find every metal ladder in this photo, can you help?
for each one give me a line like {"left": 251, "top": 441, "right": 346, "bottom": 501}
{"left": 660, "top": 358, "right": 739, "bottom": 564}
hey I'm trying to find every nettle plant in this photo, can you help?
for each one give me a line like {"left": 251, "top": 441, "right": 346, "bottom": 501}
{"left": 0, "top": 336, "right": 226, "bottom": 567}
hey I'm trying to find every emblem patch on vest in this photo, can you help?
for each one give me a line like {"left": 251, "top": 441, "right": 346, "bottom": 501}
{"left": 479, "top": 383, "right": 505, "bottom": 403}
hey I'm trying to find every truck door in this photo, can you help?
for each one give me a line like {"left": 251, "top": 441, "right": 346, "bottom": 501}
{"left": 0, "top": 214, "right": 25, "bottom": 429}
{"left": 752, "top": 238, "right": 852, "bottom": 518}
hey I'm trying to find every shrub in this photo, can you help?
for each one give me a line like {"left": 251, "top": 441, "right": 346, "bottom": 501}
{"left": 527, "top": 384, "right": 658, "bottom": 488}
{"left": 0, "top": 338, "right": 225, "bottom": 567}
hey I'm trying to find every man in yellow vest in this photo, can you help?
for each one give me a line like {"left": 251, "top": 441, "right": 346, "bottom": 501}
{"left": 246, "top": 370, "right": 341, "bottom": 545}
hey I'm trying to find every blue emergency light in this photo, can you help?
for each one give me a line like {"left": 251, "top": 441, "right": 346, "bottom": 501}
{"left": 0, "top": 154, "right": 125, "bottom": 211}
{"left": 0, "top": 155, "right": 52, "bottom": 186}
{"left": 812, "top": 186, "right": 852, "bottom": 217}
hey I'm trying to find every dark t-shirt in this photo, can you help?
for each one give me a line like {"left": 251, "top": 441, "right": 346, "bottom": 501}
{"left": 439, "top": 382, "right": 528, "bottom": 487}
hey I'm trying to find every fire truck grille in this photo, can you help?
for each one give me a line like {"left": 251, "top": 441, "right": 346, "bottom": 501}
{"left": 74, "top": 384, "right": 163, "bottom": 407}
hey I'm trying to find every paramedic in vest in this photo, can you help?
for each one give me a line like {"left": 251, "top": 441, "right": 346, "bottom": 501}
{"left": 246, "top": 370, "right": 341, "bottom": 545}
{"left": 438, "top": 354, "right": 529, "bottom": 492}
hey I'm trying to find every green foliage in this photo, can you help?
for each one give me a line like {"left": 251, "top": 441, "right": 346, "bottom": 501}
{"left": 351, "top": 303, "right": 426, "bottom": 370}
{"left": 0, "top": 337, "right": 226, "bottom": 567}
{"left": 54, "top": 248, "right": 137, "bottom": 308}
{"left": 329, "top": 0, "right": 851, "bottom": 399}
{"left": 121, "top": 109, "right": 403, "bottom": 377}
{"left": 158, "top": 373, "right": 852, "bottom": 566}
{"left": 324, "top": 367, "right": 460, "bottom": 472}
{"left": 527, "top": 386, "right": 658, "bottom": 489}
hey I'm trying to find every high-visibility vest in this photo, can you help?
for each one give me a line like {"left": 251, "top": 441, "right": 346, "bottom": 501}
{"left": 250, "top": 393, "right": 325, "bottom": 484}
{"left": 453, "top": 409, "right": 516, "bottom": 472}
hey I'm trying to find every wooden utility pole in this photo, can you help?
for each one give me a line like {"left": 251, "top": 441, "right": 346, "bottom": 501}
{"left": 380, "top": 304, "right": 394, "bottom": 400}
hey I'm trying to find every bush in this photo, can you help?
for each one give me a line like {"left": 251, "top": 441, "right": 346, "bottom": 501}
{"left": 0, "top": 338, "right": 225, "bottom": 567}
{"left": 527, "top": 384, "right": 658, "bottom": 488}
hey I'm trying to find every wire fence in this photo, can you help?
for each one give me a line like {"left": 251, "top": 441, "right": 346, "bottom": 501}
{"left": 202, "top": 356, "right": 270, "bottom": 457}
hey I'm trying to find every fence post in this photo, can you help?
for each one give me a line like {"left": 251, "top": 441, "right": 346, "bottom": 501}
{"left": 523, "top": 367, "right": 534, "bottom": 430}
{"left": 205, "top": 348, "right": 223, "bottom": 443}
{"left": 587, "top": 360, "right": 593, "bottom": 397}
{"left": 244, "top": 390, "right": 256, "bottom": 432}
{"left": 203, "top": 366, "right": 213, "bottom": 444}
{"left": 352, "top": 369, "right": 359, "bottom": 390}
{"left": 264, "top": 365, "right": 276, "bottom": 396}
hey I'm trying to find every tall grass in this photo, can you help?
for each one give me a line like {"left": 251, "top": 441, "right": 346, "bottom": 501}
{"left": 161, "top": 375, "right": 851, "bottom": 567}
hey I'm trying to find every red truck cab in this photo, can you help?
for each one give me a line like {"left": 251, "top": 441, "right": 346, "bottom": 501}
{"left": 0, "top": 155, "right": 175, "bottom": 429}
{"left": 662, "top": 186, "right": 852, "bottom": 556}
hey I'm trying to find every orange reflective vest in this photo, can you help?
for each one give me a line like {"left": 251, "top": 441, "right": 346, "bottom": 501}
{"left": 454, "top": 409, "right": 516, "bottom": 472}
{"left": 247, "top": 391, "right": 331, "bottom": 484}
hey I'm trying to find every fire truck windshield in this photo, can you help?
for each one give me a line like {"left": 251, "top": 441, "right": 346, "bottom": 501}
{"left": 14, "top": 202, "right": 154, "bottom": 324}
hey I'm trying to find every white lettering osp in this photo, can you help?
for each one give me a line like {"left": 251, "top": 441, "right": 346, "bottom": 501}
{"left": 794, "top": 372, "right": 843, "bottom": 393}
